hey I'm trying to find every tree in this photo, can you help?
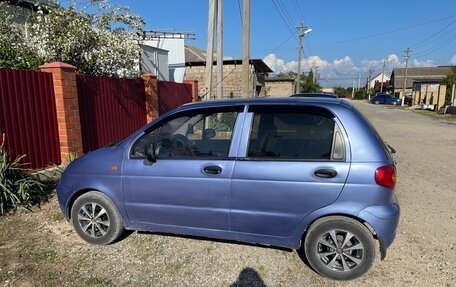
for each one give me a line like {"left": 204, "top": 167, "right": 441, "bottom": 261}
{"left": 0, "top": 0, "right": 144, "bottom": 78}
{"left": 299, "top": 70, "right": 321, "bottom": 93}
{"left": 443, "top": 73, "right": 456, "bottom": 105}
{"left": 0, "top": 4, "right": 42, "bottom": 70}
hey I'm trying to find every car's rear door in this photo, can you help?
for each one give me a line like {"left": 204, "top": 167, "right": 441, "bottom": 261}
{"left": 230, "top": 104, "right": 350, "bottom": 237}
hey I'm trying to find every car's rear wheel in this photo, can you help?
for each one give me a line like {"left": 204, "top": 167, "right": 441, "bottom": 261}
{"left": 374, "top": 101, "right": 380, "bottom": 105}
{"left": 71, "top": 191, "right": 124, "bottom": 245}
{"left": 304, "top": 216, "right": 375, "bottom": 280}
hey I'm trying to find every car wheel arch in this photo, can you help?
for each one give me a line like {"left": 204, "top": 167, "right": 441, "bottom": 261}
{"left": 300, "top": 213, "right": 377, "bottom": 247}
{"left": 67, "top": 188, "right": 112, "bottom": 219}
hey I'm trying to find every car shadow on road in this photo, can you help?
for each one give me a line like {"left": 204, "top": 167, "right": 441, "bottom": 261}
{"left": 135, "top": 230, "right": 294, "bottom": 252}
{"left": 230, "top": 267, "right": 267, "bottom": 287}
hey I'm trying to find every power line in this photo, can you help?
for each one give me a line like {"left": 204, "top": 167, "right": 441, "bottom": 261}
{"left": 318, "top": 14, "right": 456, "bottom": 46}
{"left": 292, "top": 0, "right": 305, "bottom": 22}
{"left": 414, "top": 32, "right": 456, "bottom": 58}
{"left": 411, "top": 18, "right": 456, "bottom": 48}
{"left": 271, "top": 0, "right": 296, "bottom": 37}
{"left": 236, "top": 0, "right": 243, "bottom": 26}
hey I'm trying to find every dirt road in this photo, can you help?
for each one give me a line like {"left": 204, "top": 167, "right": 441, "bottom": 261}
{"left": 0, "top": 100, "right": 455, "bottom": 286}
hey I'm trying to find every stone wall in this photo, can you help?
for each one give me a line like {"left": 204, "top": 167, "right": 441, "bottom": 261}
{"left": 265, "top": 80, "right": 294, "bottom": 97}
{"left": 185, "top": 64, "right": 266, "bottom": 99}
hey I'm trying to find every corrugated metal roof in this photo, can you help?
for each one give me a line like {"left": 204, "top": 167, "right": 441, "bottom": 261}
{"left": 391, "top": 66, "right": 455, "bottom": 89}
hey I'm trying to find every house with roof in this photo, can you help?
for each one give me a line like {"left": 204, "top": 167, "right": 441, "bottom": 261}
{"left": 391, "top": 66, "right": 455, "bottom": 110}
{"left": 264, "top": 77, "right": 295, "bottom": 97}
{"left": 390, "top": 66, "right": 454, "bottom": 96}
{"left": 367, "top": 72, "right": 390, "bottom": 92}
{"left": 185, "top": 44, "right": 273, "bottom": 99}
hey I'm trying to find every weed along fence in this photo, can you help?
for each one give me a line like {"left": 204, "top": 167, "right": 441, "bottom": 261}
{"left": 0, "top": 62, "right": 198, "bottom": 169}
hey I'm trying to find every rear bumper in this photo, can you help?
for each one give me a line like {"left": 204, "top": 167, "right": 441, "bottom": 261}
{"left": 358, "top": 195, "right": 400, "bottom": 255}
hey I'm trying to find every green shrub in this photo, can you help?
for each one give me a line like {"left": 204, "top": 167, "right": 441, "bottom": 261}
{"left": 0, "top": 134, "right": 44, "bottom": 215}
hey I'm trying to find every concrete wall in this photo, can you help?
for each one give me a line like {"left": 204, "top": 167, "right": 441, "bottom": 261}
{"left": 185, "top": 64, "right": 266, "bottom": 99}
{"left": 264, "top": 81, "right": 294, "bottom": 97}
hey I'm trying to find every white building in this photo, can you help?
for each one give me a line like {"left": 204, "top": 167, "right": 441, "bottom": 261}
{"left": 144, "top": 36, "right": 186, "bottom": 83}
{"left": 367, "top": 72, "right": 390, "bottom": 90}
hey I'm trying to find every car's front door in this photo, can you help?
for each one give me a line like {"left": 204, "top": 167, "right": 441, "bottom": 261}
{"left": 230, "top": 105, "right": 350, "bottom": 237}
{"left": 122, "top": 106, "right": 243, "bottom": 231}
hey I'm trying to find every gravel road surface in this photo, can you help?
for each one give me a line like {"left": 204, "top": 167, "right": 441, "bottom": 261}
{"left": 1, "top": 100, "right": 455, "bottom": 286}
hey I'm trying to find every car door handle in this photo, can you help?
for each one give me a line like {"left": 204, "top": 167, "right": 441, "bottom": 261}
{"left": 314, "top": 169, "right": 337, "bottom": 178}
{"left": 203, "top": 165, "right": 222, "bottom": 175}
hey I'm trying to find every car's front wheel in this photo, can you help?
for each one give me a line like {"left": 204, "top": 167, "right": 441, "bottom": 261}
{"left": 71, "top": 191, "right": 124, "bottom": 245}
{"left": 304, "top": 216, "right": 375, "bottom": 280}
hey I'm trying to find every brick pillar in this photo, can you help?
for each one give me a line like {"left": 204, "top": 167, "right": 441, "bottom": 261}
{"left": 184, "top": 77, "right": 199, "bottom": 102}
{"left": 39, "top": 62, "right": 83, "bottom": 163}
{"left": 142, "top": 73, "right": 159, "bottom": 123}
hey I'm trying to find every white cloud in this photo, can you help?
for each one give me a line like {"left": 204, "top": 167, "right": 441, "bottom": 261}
{"left": 450, "top": 55, "right": 456, "bottom": 65}
{"left": 263, "top": 53, "right": 436, "bottom": 87}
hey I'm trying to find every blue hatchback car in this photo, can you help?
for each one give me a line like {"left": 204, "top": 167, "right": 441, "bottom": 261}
{"left": 371, "top": 93, "right": 402, "bottom": 105}
{"left": 57, "top": 97, "right": 400, "bottom": 280}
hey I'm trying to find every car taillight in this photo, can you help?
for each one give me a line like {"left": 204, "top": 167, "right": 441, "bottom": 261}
{"left": 375, "top": 165, "right": 396, "bottom": 189}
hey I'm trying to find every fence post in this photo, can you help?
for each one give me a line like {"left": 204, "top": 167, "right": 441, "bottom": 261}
{"left": 39, "top": 62, "right": 83, "bottom": 163}
{"left": 142, "top": 73, "right": 159, "bottom": 123}
{"left": 184, "top": 77, "right": 199, "bottom": 102}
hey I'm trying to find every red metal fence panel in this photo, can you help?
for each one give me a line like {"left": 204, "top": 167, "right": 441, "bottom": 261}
{"left": 0, "top": 68, "right": 61, "bottom": 169}
{"left": 77, "top": 75, "right": 146, "bottom": 153}
{"left": 158, "top": 81, "right": 193, "bottom": 115}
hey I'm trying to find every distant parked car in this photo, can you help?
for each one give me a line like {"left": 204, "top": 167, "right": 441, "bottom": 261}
{"left": 57, "top": 97, "right": 400, "bottom": 280}
{"left": 290, "top": 93, "right": 339, "bottom": 99}
{"left": 371, "top": 94, "right": 401, "bottom": 105}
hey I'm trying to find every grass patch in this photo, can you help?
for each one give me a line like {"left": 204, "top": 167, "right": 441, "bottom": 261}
{"left": 85, "top": 276, "right": 112, "bottom": 286}
{"left": 413, "top": 110, "right": 456, "bottom": 121}
{"left": 32, "top": 250, "right": 58, "bottom": 261}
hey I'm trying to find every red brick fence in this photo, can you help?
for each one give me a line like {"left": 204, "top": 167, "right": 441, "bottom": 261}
{"left": 0, "top": 62, "right": 198, "bottom": 169}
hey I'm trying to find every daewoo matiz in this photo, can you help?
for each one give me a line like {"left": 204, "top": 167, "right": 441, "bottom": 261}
{"left": 57, "top": 97, "right": 400, "bottom": 280}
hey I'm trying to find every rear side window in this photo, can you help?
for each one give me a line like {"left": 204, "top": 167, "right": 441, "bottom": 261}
{"left": 247, "top": 106, "right": 336, "bottom": 160}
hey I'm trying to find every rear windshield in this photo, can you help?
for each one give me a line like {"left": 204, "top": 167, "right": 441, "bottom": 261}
{"left": 352, "top": 107, "right": 394, "bottom": 162}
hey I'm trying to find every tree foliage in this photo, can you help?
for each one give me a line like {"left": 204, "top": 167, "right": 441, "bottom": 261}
{"left": 443, "top": 72, "right": 456, "bottom": 105}
{"left": 0, "top": 0, "right": 144, "bottom": 78}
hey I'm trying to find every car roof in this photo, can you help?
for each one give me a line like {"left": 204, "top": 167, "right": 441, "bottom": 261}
{"left": 289, "top": 93, "right": 339, "bottom": 98}
{"left": 182, "top": 97, "right": 344, "bottom": 109}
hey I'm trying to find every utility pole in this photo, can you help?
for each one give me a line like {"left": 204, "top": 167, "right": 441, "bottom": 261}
{"left": 367, "top": 68, "right": 373, "bottom": 100}
{"left": 241, "top": 0, "right": 251, "bottom": 97}
{"left": 216, "top": 0, "right": 223, "bottom": 100}
{"left": 205, "top": 0, "right": 216, "bottom": 99}
{"left": 296, "top": 22, "right": 304, "bottom": 94}
{"left": 295, "top": 22, "right": 312, "bottom": 93}
{"left": 358, "top": 74, "right": 361, "bottom": 92}
{"left": 352, "top": 80, "right": 355, "bottom": 98}
{"left": 401, "top": 48, "right": 411, "bottom": 106}
{"left": 380, "top": 59, "right": 386, "bottom": 93}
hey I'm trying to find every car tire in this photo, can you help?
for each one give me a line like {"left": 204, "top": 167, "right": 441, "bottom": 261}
{"left": 71, "top": 191, "right": 124, "bottom": 245}
{"left": 393, "top": 101, "right": 398, "bottom": 105}
{"left": 304, "top": 216, "right": 375, "bottom": 280}
{"left": 374, "top": 101, "right": 379, "bottom": 105}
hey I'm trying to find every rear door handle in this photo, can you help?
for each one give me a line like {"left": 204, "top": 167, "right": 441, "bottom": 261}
{"left": 203, "top": 165, "right": 222, "bottom": 175}
{"left": 314, "top": 169, "right": 337, "bottom": 178}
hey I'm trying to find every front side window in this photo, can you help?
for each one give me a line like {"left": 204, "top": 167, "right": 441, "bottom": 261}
{"left": 247, "top": 107, "right": 335, "bottom": 160}
{"left": 131, "top": 109, "right": 239, "bottom": 159}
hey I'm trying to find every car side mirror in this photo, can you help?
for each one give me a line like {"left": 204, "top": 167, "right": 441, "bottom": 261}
{"left": 202, "top": 128, "right": 216, "bottom": 140}
{"left": 143, "top": 142, "right": 156, "bottom": 165}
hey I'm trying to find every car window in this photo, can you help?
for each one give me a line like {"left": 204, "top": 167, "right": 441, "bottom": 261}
{"left": 131, "top": 110, "right": 239, "bottom": 159}
{"left": 247, "top": 108, "right": 335, "bottom": 160}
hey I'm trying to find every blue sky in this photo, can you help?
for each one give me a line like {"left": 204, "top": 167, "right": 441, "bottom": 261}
{"left": 88, "top": 0, "right": 456, "bottom": 85}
